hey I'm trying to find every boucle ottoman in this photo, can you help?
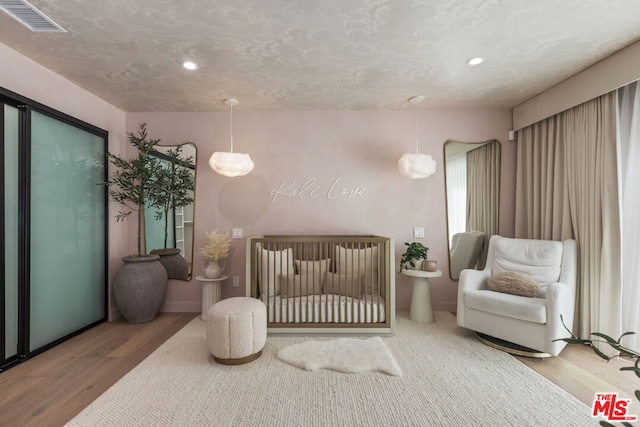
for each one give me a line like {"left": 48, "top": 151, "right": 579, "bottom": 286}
{"left": 207, "top": 297, "right": 266, "bottom": 365}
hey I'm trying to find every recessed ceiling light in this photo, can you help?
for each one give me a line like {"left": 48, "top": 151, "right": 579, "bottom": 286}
{"left": 466, "top": 57, "right": 484, "bottom": 66}
{"left": 182, "top": 61, "right": 198, "bottom": 70}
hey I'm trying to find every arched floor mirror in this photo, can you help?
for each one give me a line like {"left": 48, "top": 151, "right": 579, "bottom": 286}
{"left": 444, "top": 139, "right": 500, "bottom": 280}
{"left": 146, "top": 143, "right": 197, "bottom": 280}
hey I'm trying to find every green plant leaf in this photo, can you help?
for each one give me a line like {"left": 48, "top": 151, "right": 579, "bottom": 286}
{"left": 591, "top": 332, "right": 619, "bottom": 345}
{"left": 619, "top": 331, "right": 636, "bottom": 340}
{"left": 559, "top": 314, "right": 577, "bottom": 338}
{"left": 554, "top": 337, "right": 590, "bottom": 345}
{"left": 591, "top": 345, "right": 612, "bottom": 361}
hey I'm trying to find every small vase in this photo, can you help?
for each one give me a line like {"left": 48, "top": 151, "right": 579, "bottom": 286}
{"left": 423, "top": 259, "right": 438, "bottom": 272}
{"left": 203, "top": 259, "right": 225, "bottom": 279}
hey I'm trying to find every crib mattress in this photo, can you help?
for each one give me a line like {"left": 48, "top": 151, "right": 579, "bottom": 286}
{"left": 264, "top": 294, "right": 385, "bottom": 324}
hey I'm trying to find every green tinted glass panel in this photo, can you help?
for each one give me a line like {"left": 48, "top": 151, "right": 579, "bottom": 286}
{"left": 4, "top": 105, "right": 19, "bottom": 359}
{"left": 29, "top": 111, "right": 105, "bottom": 350}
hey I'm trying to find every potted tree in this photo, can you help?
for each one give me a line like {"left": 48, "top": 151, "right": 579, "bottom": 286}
{"left": 148, "top": 146, "right": 195, "bottom": 280}
{"left": 399, "top": 242, "right": 429, "bottom": 271}
{"left": 105, "top": 123, "right": 168, "bottom": 323}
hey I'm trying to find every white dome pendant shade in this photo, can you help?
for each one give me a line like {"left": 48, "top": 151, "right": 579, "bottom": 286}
{"left": 398, "top": 152, "right": 437, "bottom": 179}
{"left": 398, "top": 95, "right": 436, "bottom": 179}
{"left": 209, "top": 151, "right": 254, "bottom": 177}
{"left": 209, "top": 98, "right": 254, "bottom": 177}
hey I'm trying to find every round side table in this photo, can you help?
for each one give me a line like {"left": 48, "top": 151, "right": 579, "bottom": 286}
{"left": 401, "top": 268, "right": 442, "bottom": 324}
{"left": 196, "top": 275, "right": 229, "bottom": 321}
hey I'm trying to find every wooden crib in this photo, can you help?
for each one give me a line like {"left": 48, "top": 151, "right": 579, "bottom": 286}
{"left": 246, "top": 235, "right": 395, "bottom": 335}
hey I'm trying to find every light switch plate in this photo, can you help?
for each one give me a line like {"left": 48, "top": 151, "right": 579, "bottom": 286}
{"left": 232, "top": 228, "right": 243, "bottom": 239}
{"left": 413, "top": 227, "right": 425, "bottom": 238}
{"left": 232, "top": 276, "right": 240, "bottom": 287}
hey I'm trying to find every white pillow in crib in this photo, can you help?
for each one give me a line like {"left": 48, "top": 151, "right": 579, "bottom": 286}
{"left": 323, "top": 272, "right": 364, "bottom": 298}
{"left": 258, "top": 246, "right": 294, "bottom": 299}
{"left": 294, "top": 258, "right": 331, "bottom": 276}
{"left": 334, "top": 245, "right": 379, "bottom": 294}
{"left": 279, "top": 272, "right": 324, "bottom": 298}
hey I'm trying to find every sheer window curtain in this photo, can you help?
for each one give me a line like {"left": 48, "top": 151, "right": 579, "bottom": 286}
{"left": 515, "top": 91, "right": 622, "bottom": 345}
{"left": 618, "top": 81, "right": 640, "bottom": 351}
{"left": 445, "top": 154, "right": 467, "bottom": 247}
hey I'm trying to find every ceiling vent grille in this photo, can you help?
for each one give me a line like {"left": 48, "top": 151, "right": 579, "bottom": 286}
{"left": 0, "top": 0, "right": 66, "bottom": 33}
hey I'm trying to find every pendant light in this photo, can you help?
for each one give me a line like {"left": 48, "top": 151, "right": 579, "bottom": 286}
{"left": 209, "top": 98, "right": 254, "bottom": 177}
{"left": 398, "top": 95, "right": 436, "bottom": 179}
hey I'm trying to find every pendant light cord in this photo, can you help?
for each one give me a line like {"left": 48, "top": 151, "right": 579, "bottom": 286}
{"left": 415, "top": 99, "right": 420, "bottom": 154}
{"left": 229, "top": 102, "right": 234, "bottom": 154}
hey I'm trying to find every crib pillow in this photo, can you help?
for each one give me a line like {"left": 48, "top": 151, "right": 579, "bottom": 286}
{"left": 279, "top": 272, "right": 324, "bottom": 298}
{"left": 323, "top": 272, "right": 364, "bottom": 298}
{"left": 334, "top": 245, "right": 378, "bottom": 294}
{"left": 258, "top": 246, "right": 294, "bottom": 299}
{"left": 294, "top": 258, "right": 331, "bottom": 276}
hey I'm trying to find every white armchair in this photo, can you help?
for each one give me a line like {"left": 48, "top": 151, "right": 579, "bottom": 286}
{"left": 456, "top": 235, "right": 577, "bottom": 356}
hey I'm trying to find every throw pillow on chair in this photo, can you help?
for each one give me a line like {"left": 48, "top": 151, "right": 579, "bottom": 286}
{"left": 487, "top": 271, "right": 541, "bottom": 297}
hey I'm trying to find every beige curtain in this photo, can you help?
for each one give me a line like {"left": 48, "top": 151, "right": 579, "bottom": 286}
{"left": 515, "top": 91, "right": 622, "bottom": 342}
{"left": 466, "top": 140, "right": 500, "bottom": 268}
{"left": 619, "top": 81, "right": 640, "bottom": 352}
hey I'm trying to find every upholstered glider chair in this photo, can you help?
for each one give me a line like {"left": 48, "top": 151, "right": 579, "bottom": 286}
{"left": 449, "top": 231, "right": 485, "bottom": 280}
{"left": 456, "top": 235, "right": 577, "bottom": 357}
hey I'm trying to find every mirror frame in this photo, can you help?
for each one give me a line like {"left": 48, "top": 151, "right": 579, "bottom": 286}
{"left": 147, "top": 142, "right": 197, "bottom": 280}
{"left": 443, "top": 139, "right": 501, "bottom": 280}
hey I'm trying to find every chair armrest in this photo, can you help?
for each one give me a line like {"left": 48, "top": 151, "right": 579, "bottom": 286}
{"left": 456, "top": 268, "right": 491, "bottom": 328}
{"left": 458, "top": 269, "right": 491, "bottom": 292}
{"left": 545, "top": 282, "right": 576, "bottom": 339}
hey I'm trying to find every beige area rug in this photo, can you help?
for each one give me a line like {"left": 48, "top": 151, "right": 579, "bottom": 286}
{"left": 66, "top": 312, "right": 596, "bottom": 427}
{"left": 276, "top": 336, "right": 402, "bottom": 376}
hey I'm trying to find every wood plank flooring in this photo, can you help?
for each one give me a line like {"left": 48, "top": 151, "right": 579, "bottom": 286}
{"left": 0, "top": 312, "right": 637, "bottom": 426}
{"left": 0, "top": 312, "right": 196, "bottom": 427}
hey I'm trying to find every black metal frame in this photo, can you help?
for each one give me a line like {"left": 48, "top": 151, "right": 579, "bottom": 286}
{"left": 0, "top": 86, "right": 109, "bottom": 372}
{"left": 0, "top": 99, "right": 4, "bottom": 369}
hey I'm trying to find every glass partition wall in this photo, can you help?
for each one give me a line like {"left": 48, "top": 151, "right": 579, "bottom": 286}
{"left": 1, "top": 89, "right": 107, "bottom": 371}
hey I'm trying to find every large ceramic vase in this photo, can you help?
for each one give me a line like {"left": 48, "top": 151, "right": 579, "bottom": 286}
{"left": 113, "top": 254, "right": 168, "bottom": 324}
{"left": 150, "top": 248, "right": 189, "bottom": 280}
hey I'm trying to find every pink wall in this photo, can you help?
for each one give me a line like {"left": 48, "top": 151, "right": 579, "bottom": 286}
{"left": 1, "top": 42, "right": 129, "bottom": 320}
{"left": 128, "top": 108, "right": 515, "bottom": 313}
{"left": 1, "top": 39, "right": 516, "bottom": 315}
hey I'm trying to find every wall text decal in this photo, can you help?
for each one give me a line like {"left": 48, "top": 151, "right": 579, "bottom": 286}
{"left": 269, "top": 177, "right": 368, "bottom": 203}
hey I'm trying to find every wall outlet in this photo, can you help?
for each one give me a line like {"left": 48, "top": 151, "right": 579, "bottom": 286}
{"left": 413, "top": 227, "right": 425, "bottom": 238}
{"left": 232, "top": 276, "right": 240, "bottom": 287}
{"left": 232, "top": 228, "right": 243, "bottom": 239}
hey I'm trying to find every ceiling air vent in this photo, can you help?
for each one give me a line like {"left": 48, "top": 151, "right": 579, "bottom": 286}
{"left": 0, "top": 0, "right": 66, "bottom": 33}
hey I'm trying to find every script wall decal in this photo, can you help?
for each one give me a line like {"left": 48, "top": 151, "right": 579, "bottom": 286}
{"left": 269, "top": 177, "right": 368, "bottom": 203}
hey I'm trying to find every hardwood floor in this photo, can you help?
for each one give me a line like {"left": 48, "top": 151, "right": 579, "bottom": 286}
{"left": 0, "top": 312, "right": 196, "bottom": 427}
{"left": 516, "top": 344, "right": 639, "bottom": 418}
{"left": 0, "top": 312, "right": 637, "bottom": 426}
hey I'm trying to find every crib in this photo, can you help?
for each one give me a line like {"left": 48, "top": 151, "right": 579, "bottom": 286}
{"left": 246, "top": 235, "right": 395, "bottom": 335}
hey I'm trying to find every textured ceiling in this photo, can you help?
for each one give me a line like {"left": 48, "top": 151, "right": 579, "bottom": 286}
{"left": 2, "top": 0, "right": 640, "bottom": 112}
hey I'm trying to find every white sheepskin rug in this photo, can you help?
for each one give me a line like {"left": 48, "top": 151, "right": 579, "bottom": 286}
{"left": 276, "top": 336, "right": 402, "bottom": 377}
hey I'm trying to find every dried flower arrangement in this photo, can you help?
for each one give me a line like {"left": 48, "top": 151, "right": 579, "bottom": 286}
{"left": 199, "top": 230, "right": 232, "bottom": 260}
